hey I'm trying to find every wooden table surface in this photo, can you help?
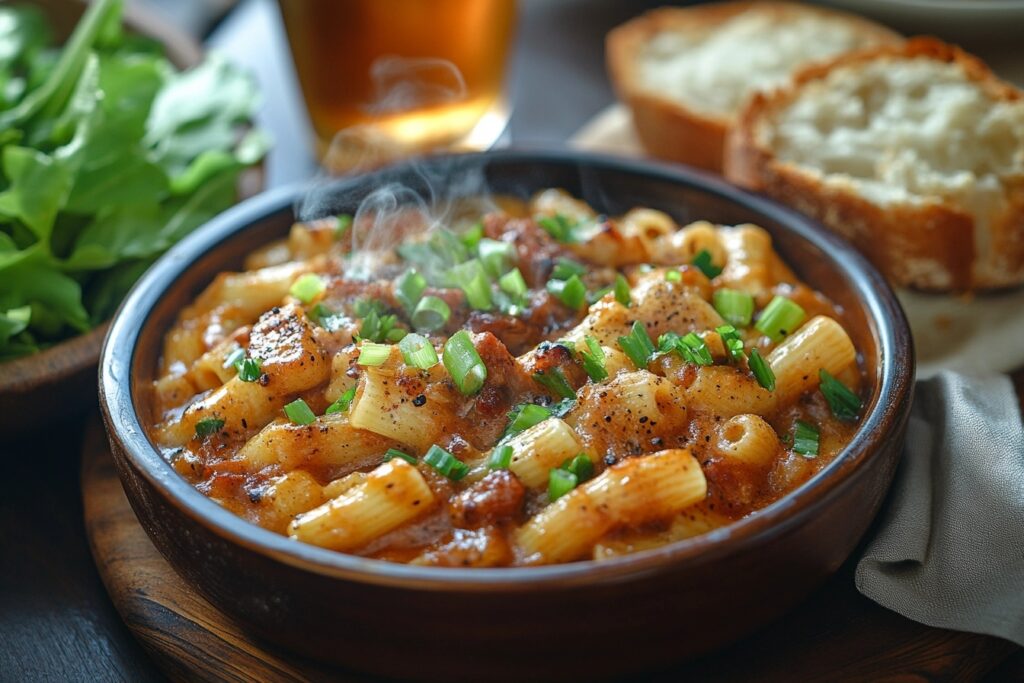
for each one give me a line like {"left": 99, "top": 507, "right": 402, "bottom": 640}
{"left": 2, "top": 1, "right": 1023, "bottom": 680}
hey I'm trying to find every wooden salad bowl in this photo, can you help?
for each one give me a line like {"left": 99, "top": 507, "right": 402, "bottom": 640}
{"left": 99, "top": 150, "right": 914, "bottom": 682}
{"left": 0, "top": 0, "right": 202, "bottom": 435}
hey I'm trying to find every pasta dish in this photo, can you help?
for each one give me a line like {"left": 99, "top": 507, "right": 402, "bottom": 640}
{"left": 150, "top": 190, "right": 865, "bottom": 567}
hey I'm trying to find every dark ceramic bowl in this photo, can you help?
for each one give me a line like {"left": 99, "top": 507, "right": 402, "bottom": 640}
{"left": 99, "top": 150, "right": 913, "bottom": 682}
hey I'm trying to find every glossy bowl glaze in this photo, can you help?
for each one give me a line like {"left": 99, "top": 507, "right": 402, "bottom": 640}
{"left": 99, "top": 150, "right": 913, "bottom": 682}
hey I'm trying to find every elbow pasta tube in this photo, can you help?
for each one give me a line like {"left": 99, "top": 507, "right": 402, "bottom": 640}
{"left": 516, "top": 449, "right": 707, "bottom": 564}
{"left": 506, "top": 418, "right": 586, "bottom": 488}
{"left": 654, "top": 221, "right": 727, "bottom": 269}
{"left": 767, "top": 315, "right": 857, "bottom": 409}
{"left": 288, "top": 459, "right": 436, "bottom": 551}
{"left": 715, "top": 414, "right": 780, "bottom": 467}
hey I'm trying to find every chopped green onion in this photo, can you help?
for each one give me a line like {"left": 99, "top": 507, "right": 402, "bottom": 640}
{"left": 680, "top": 332, "right": 714, "bottom": 366}
{"left": 325, "top": 386, "right": 356, "bottom": 415}
{"left": 284, "top": 398, "right": 316, "bottom": 426}
{"left": 358, "top": 342, "right": 392, "bottom": 366}
{"left": 356, "top": 307, "right": 403, "bottom": 344}
{"left": 550, "top": 398, "right": 576, "bottom": 418}
{"left": 618, "top": 321, "right": 656, "bottom": 369}
{"left": 488, "top": 445, "right": 514, "bottom": 470}
{"left": 755, "top": 296, "right": 806, "bottom": 342}
{"left": 478, "top": 238, "right": 515, "bottom": 278}
{"left": 450, "top": 259, "right": 492, "bottom": 310}
{"left": 399, "top": 333, "right": 438, "bottom": 369}
{"left": 236, "top": 357, "right": 262, "bottom": 382}
{"left": 460, "top": 222, "right": 484, "bottom": 248}
{"left": 691, "top": 250, "right": 722, "bottom": 279}
{"left": 222, "top": 346, "right": 245, "bottom": 369}
{"left": 551, "top": 257, "right": 586, "bottom": 281}
{"left": 423, "top": 444, "right": 469, "bottom": 481}
{"left": 749, "top": 348, "right": 776, "bottom": 391}
{"left": 716, "top": 325, "right": 747, "bottom": 363}
{"left": 792, "top": 420, "right": 820, "bottom": 457}
{"left": 547, "top": 274, "right": 587, "bottom": 310}
{"left": 548, "top": 468, "right": 578, "bottom": 501}
{"left": 499, "top": 268, "right": 528, "bottom": 299}
{"left": 713, "top": 289, "right": 755, "bottom": 327}
{"left": 819, "top": 370, "right": 862, "bottom": 421}
{"left": 395, "top": 269, "right": 427, "bottom": 313}
{"left": 194, "top": 417, "right": 224, "bottom": 437}
{"left": 562, "top": 453, "right": 594, "bottom": 482}
{"left": 665, "top": 269, "right": 682, "bottom": 283}
{"left": 537, "top": 214, "right": 576, "bottom": 242}
{"left": 290, "top": 273, "right": 325, "bottom": 304}
{"left": 533, "top": 367, "right": 576, "bottom": 400}
{"left": 335, "top": 214, "right": 353, "bottom": 238}
{"left": 579, "top": 335, "right": 608, "bottom": 382}
{"left": 443, "top": 330, "right": 487, "bottom": 395}
{"left": 309, "top": 303, "right": 347, "bottom": 332}
{"left": 502, "top": 403, "right": 552, "bottom": 441}
{"left": 412, "top": 295, "right": 451, "bottom": 332}
{"left": 383, "top": 448, "right": 417, "bottom": 465}
{"left": 587, "top": 284, "right": 612, "bottom": 304}
{"left": 614, "top": 274, "right": 631, "bottom": 307}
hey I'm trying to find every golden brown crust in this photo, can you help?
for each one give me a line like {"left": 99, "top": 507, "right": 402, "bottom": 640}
{"left": 725, "top": 37, "right": 1024, "bottom": 291}
{"left": 605, "top": 2, "right": 901, "bottom": 173}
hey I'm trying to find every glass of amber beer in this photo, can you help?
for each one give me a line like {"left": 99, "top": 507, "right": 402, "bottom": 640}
{"left": 277, "top": 0, "right": 517, "bottom": 172}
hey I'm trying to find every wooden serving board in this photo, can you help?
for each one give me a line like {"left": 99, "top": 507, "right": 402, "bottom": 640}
{"left": 81, "top": 418, "right": 1017, "bottom": 682}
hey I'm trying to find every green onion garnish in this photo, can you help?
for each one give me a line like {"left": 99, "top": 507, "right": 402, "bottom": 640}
{"left": 290, "top": 273, "right": 325, "bottom": 304}
{"left": 325, "top": 386, "right": 356, "bottom": 415}
{"left": 792, "top": 420, "right": 819, "bottom": 457}
{"left": 665, "top": 269, "right": 682, "bottom": 283}
{"left": 423, "top": 444, "right": 469, "bottom": 481}
{"left": 755, "top": 296, "right": 806, "bottom": 342}
{"left": 236, "top": 357, "right": 262, "bottom": 382}
{"left": 819, "top": 370, "right": 862, "bottom": 421}
{"left": 223, "top": 346, "right": 245, "bottom": 369}
{"left": 443, "top": 330, "right": 487, "bottom": 395}
{"left": 691, "top": 250, "right": 722, "bottom": 279}
{"left": 488, "top": 445, "right": 514, "bottom": 470}
{"left": 579, "top": 335, "right": 608, "bottom": 382}
{"left": 548, "top": 468, "right": 578, "bottom": 501}
{"left": 499, "top": 268, "right": 528, "bottom": 300}
{"left": 502, "top": 403, "right": 552, "bottom": 441}
{"left": 395, "top": 269, "right": 427, "bottom": 313}
{"left": 552, "top": 257, "right": 587, "bottom": 281}
{"left": 713, "top": 289, "right": 755, "bottom": 327}
{"left": 533, "top": 367, "right": 576, "bottom": 400}
{"left": 716, "top": 325, "right": 747, "bottom": 363}
{"left": 399, "top": 333, "right": 438, "bottom": 369}
{"left": 547, "top": 274, "right": 587, "bottom": 310}
{"left": 614, "top": 274, "right": 631, "bottom": 307}
{"left": 460, "top": 222, "right": 484, "bottom": 248}
{"left": 383, "top": 448, "right": 417, "bottom": 465}
{"left": 194, "top": 417, "right": 224, "bottom": 437}
{"left": 478, "top": 238, "right": 515, "bottom": 278}
{"left": 749, "top": 348, "right": 775, "bottom": 391}
{"left": 537, "top": 214, "right": 576, "bottom": 242}
{"left": 284, "top": 398, "right": 316, "bottom": 426}
{"left": 358, "top": 342, "right": 392, "bottom": 366}
{"left": 412, "top": 295, "right": 451, "bottom": 332}
{"left": 450, "top": 259, "right": 493, "bottom": 311}
{"left": 335, "top": 214, "right": 353, "bottom": 238}
{"left": 680, "top": 332, "right": 714, "bottom": 366}
{"left": 618, "top": 321, "right": 656, "bottom": 369}
{"left": 309, "top": 303, "right": 347, "bottom": 332}
{"left": 562, "top": 453, "right": 594, "bottom": 482}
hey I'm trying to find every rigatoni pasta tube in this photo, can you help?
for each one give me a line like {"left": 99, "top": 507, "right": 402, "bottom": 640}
{"left": 506, "top": 418, "right": 584, "bottom": 488}
{"left": 715, "top": 414, "right": 780, "bottom": 467}
{"left": 768, "top": 315, "right": 856, "bottom": 409}
{"left": 349, "top": 366, "right": 447, "bottom": 451}
{"left": 516, "top": 449, "right": 707, "bottom": 564}
{"left": 239, "top": 413, "right": 399, "bottom": 471}
{"left": 288, "top": 459, "right": 435, "bottom": 552}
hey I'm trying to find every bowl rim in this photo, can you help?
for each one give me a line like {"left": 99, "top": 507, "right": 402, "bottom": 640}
{"left": 99, "top": 149, "right": 913, "bottom": 590}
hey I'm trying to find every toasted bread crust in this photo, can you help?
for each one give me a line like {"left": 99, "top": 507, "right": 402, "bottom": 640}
{"left": 726, "top": 38, "right": 1024, "bottom": 291}
{"left": 606, "top": 2, "right": 901, "bottom": 173}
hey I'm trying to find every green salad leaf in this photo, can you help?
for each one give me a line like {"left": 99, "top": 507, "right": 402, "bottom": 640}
{"left": 0, "top": 0, "right": 267, "bottom": 359}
